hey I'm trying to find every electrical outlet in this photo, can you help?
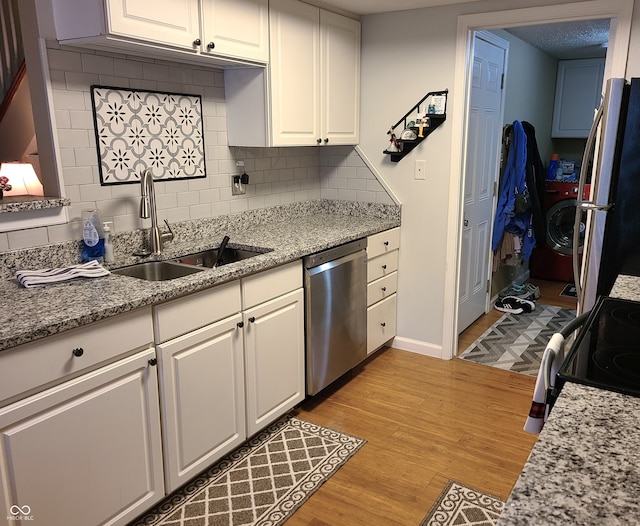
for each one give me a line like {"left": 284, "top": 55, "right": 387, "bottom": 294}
{"left": 415, "top": 160, "right": 426, "bottom": 180}
{"left": 231, "top": 175, "right": 246, "bottom": 195}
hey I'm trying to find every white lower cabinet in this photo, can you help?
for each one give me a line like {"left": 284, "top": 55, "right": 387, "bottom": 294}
{"left": 244, "top": 288, "right": 305, "bottom": 437}
{"left": 157, "top": 313, "right": 245, "bottom": 492}
{"left": 0, "top": 347, "right": 164, "bottom": 526}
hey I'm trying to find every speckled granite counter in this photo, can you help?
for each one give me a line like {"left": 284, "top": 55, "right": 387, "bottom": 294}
{"left": 498, "top": 274, "right": 640, "bottom": 525}
{"left": 0, "top": 200, "right": 400, "bottom": 352}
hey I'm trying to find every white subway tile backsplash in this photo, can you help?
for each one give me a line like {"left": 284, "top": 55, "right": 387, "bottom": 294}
{"left": 69, "top": 110, "right": 94, "bottom": 130}
{"left": 57, "top": 129, "right": 91, "bottom": 149}
{"left": 8, "top": 227, "right": 49, "bottom": 250}
{"left": 114, "top": 58, "right": 144, "bottom": 79}
{"left": 81, "top": 54, "right": 115, "bottom": 76}
{"left": 47, "top": 49, "right": 83, "bottom": 72}
{"left": 52, "top": 90, "right": 86, "bottom": 111}
{"left": 66, "top": 71, "right": 100, "bottom": 91}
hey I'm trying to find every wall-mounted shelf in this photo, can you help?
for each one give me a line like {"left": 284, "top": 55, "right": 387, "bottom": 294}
{"left": 383, "top": 89, "right": 448, "bottom": 162}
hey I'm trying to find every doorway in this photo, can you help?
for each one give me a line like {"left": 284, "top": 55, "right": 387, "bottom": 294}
{"left": 442, "top": 0, "right": 633, "bottom": 359}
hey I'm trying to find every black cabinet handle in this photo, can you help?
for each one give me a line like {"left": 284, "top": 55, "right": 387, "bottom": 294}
{"left": 317, "top": 138, "right": 322, "bottom": 144}
{"left": 248, "top": 316, "right": 256, "bottom": 323}
{"left": 193, "top": 38, "right": 201, "bottom": 46}
{"left": 382, "top": 264, "right": 387, "bottom": 270}
{"left": 324, "top": 138, "right": 329, "bottom": 144}
{"left": 380, "top": 322, "right": 386, "bottom": 327}
{"left": 237, "top": 321, "right": 244, "bottom": 328}
{"left": 207, "top": 41, "right": 215, "bottom": 50}
{"left": 384, "top": 241, "right": 389, "bottom": 246}
{"left": 382, "top": 287, "right": 387, "bottom": 292}
{"left": 72, "top": 348, "right": 84, "bottom": 357}
{"left": 148, "top": 358, "right": 157, "bottom": 366}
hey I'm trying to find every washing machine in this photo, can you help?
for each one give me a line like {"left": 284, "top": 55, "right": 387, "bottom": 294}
{"left": 530, "top": 180, "right": 590, "bottom": 282}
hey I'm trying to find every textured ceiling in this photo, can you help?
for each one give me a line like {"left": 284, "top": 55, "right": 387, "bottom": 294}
{"left": 315, "top": 0, "right": 610, "bottom": 60}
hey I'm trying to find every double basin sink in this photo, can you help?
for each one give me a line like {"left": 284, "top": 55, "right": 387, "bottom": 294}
{"left": 113, "top": 247, "right": 267, "bottom": 281}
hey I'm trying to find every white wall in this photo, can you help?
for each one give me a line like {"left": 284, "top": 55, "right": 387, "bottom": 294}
{"left": 359, "top": 0, "right": 636, "bottom": 356}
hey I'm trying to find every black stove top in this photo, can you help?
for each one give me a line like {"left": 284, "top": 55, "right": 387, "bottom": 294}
{"left": 558, "top": 296, "right": 640, "bottom": 398}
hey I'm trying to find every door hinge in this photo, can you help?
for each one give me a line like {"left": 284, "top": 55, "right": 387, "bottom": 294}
{"left": 487, "top": 279, "right": 491, "bottom": 293}
{"left": 493, "top": 181, "right": 498, "bottom": 197}
{"left": 501, "top": 73, "right": 505, "bottom": 89}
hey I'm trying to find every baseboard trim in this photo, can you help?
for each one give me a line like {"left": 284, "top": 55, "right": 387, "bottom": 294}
{"left": 391, "top": 336, "right": 448, "bottom": 359}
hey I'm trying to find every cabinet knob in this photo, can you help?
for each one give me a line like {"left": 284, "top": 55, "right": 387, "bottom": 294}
{"left": 248, "top": 316, "right": 256, "bottom": 323}
{"left": 324, "top": 138, "right": 329, "bottom": 144}
{"left": 193, "top": 38, "right": 201, "bottom": 47}
{"left": 384, "top": 241, "right": 389, "bottom": 246}
{"left": 381, "top": 322, "right": 386, "bottom": 327}
{"left": 317, "top": 138, "right": 322, "bottom": 144}
{"left": 72, "top": 347, "right": 84, "bottom": 357}
{"left": 382, "top": 264, "right": 387, "bottom": 270}
{"left": 148, "top": 358, "right": 158, "bottom": 366}
{"left": 381, "top": 287, "right": 387, "bottom": 292}
{"left": 237, "top": 321, "right": 244, "bottom": 328}
{"left": 207, "top": 41, "right": 215, "bottom": 50}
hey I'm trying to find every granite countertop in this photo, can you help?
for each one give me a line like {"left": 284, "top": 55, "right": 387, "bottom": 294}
{"left": 498, "top": 274, "right": 640, "bottom": 525}
{"left": 0, "top": 201, "right": 400, "bottom": 352}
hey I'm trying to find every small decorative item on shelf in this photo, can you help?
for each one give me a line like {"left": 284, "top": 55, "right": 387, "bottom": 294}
{"left": 383, "top": 89, "right": 448, "bottom": 162}
{"left": 0, "top": 175, "right": 11, "bottom": 199}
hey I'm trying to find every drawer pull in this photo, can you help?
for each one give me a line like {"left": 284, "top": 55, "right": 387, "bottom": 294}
{"left": 207, "top": 41, "right": 215, "bottom": 50}
{"left": 382, "top": 264, "right": 387, "bottom": 270}
{"left": 380, "top": 322, "right": 386, "bottom": 327}
{"left": 237, "top": 321, "right": 244, "bottom": 328}
{"left": 72, "top": 348, "right": 84, "bottom": 357}
{"left": 381, "top": 287, "right": 387, "bottom": 292}
{"left": 384, "top": 241, "right": 389, "bottom": 246}
{"left": 193, "top": 38, "right": 201, "bottom": 46}
{"left": 248, "top": 316, "right": 256, "bottom": 323}
{"left": 148, "top": 358, "right": 158, "bottom": 367}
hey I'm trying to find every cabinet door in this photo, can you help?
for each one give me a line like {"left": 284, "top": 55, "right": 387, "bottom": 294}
{"left": 269, "top": 0, "right": 320, "bottom": 146}
{"left": 244, "top": 289, "right": 305, "bottom": 437}
{"left": 105, "top": 0, "right": 200, "bottom": 50}
{"left": 200, "top": 0, "right": 269, "bottom": 62}
{"left": 157, "top": 314, "right": 245, "bottom": 492}
{"left": 320, "top": 10, "right": 360, "bottom": 145}
{"left": 0, "top": 349, "right": 164, "bottom": 526}
{"left": 552, "top": 58, "right": 605, "bottom": 138}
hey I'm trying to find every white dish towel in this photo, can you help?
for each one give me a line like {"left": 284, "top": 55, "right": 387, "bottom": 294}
{"left": 16, "top": 261, "right": 110, "bottom": 288}
{"left": 523, "top": 333, "right": 565, "bottom": 434}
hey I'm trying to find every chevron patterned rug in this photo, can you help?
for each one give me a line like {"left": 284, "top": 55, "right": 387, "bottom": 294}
{"left": 130, "top": 415, "right": 365, "bottom": 526}
{"left": 459, "top": 304, "right": 576, "bottom": 376}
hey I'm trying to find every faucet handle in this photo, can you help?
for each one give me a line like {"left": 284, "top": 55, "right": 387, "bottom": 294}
{"left": 162, "top": 219, "right": 175, "bottom": 242}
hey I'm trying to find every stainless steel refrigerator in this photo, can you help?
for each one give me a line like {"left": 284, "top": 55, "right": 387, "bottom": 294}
{"left": 574, "top": 77, "right": 640, "bottom": 312}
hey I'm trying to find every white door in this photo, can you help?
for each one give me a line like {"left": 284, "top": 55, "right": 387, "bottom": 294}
{"left": 458, "top": 31, "right": 508, "bottom": 333}
{"left": 244, "top": 289, "right": 305, "bottom": 437}
{"left": 106, "top": 0, "right": 200, "bottom": 49}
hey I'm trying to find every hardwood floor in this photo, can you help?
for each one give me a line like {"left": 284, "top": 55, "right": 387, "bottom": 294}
{"left": 290, "top": 348, "right": 539, "bottom": 525}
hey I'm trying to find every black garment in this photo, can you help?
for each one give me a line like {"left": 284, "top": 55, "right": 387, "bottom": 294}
{"left": 521, "top": 121, "right": 546, "bottom": 246}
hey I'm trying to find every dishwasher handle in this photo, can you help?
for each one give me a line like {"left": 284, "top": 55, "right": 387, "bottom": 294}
{"left": 303, "top": 238, "right": 367, "bottom": 269}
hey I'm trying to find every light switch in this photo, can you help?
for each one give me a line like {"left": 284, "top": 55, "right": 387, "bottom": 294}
{"left": 415, "top": 160, "right": 426, "bottom": 180}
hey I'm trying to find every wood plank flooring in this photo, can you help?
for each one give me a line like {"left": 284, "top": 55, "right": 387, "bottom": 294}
{"left": 289, "top": 279, "right": 573, "bottom": 525}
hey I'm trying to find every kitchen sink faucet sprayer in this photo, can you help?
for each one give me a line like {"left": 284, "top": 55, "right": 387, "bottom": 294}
{"left": 140, "top": 169, "right": 174, "bottom": 255}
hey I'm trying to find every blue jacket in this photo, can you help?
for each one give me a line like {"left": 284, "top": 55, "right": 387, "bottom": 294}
{"left": 492, "top": 120, "right": 536, "bottom": 260}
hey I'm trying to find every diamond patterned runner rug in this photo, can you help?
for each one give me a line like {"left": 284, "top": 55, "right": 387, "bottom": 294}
{"left": 420, "top": 481, "right": 505, "bottom": 526}
{"left": 130, "top": 415, "right": 365, "bottom": 526}
{"left": 459, "top": 304, "right": 576, "bottom": 376}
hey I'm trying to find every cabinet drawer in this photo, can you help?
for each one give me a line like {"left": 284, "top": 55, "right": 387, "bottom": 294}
{"left": 367, "top": 272, "right": 398, "bottom": 306}
{"left": 242, "top": 260, "right": 302, "bottom": 309}
{"left": 0, "top": 307, "right": 153, "bottom": 406}
{"left": 367, "top": 228, "right": 400, "bottom": 259}
{"left": 367, "top": 250, "right": 399, "bottom": 283}
{"left": 367, "top": 294, "right": 397, "bottom": 354}
{"left": 154, "top": 280, "right": 241, "bottom": 343}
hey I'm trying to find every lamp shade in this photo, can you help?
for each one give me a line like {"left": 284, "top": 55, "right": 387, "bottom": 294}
{"left": 0, "top": 162, "right": 44, "bottom": 196}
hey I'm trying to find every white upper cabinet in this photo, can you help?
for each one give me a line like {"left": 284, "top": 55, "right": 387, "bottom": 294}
{"left": 552, "top": 58, "right": 605, "bottom": 138}
{"left": 200, "top": 0, "right": 269, "bottom": 63}
{"left": 50, "top": 0, "right": 268, "bottom": 65}
{"left": 225, "top": 0, "right": 361, "bottom": 147}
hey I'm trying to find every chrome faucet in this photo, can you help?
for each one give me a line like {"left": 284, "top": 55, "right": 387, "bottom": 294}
{"left": 139, "top": 169, "right": 174, "bottom": 254}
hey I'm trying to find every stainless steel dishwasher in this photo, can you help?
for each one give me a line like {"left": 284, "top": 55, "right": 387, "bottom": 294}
{"left": 304, "top": 238, "right": 367, "bottom": 395}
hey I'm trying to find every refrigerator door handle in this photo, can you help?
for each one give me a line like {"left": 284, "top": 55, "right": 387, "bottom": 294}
{"left": 579, "top": 201, "right": 613, "bottom": 212}
{"left": 573, "top": 102, "right": 604, "bottom": 300}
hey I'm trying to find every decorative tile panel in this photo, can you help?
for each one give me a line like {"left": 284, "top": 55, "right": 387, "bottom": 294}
{"left": 90, "top": 86, "right": 206, "bottom": 185}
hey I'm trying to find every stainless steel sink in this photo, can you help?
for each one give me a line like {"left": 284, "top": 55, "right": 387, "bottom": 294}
{"left": 172, "top": 247, "right": 267, "bottom": 268}
{"left": 112, "top": 261, "right": 204, "bottom": 281}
